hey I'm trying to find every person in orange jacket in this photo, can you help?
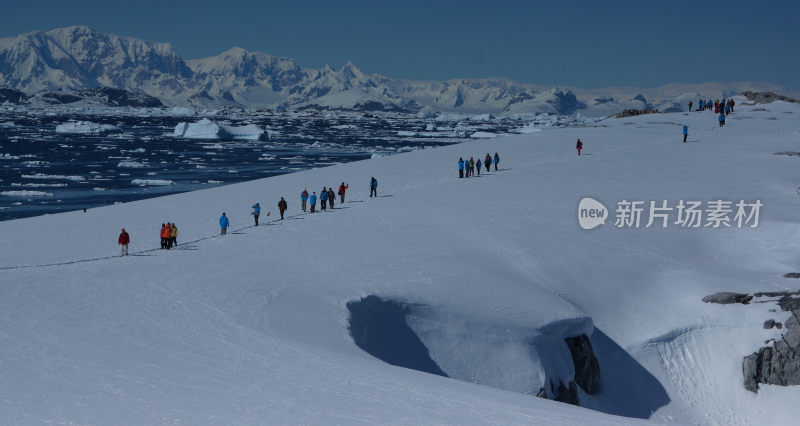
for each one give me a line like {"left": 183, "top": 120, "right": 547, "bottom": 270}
{"left": 118, "top": 228, "right": 130, "bottom": 256}
{"left": 161, "top": 223, "right": 173, "bottom": 249}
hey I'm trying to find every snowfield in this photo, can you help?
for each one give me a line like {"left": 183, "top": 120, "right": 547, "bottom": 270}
{"left": 0, "top": 102, "right": 799, "bottom": 425}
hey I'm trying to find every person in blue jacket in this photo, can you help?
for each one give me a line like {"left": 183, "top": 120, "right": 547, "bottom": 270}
{"left": 320, "top": 186, "right": 328, "bottom": 210}
{"left": 370, "top": 177, "right": 378, "bottom": 197}
{"left": 718, "top": 113, "right": 725, "bottom": 127}
{"left": 251, "top": 203, "right": 261, "bottom": 226}
{"left": 682, "top": 125, "right": 688, "bottom": 143}
{"left": 493, "top": 152, "right": 500, "bottom": 170}
{"left": 309, "top": 192, "right": 317, "bottom": 213}
{"left": 458, "top": 157, "right": 464, "bottom": 178}
{"left": 301, "top": 189, "right": 309, "bottom": 212}
{"left": 219, "top": 212, "right": 229, "bottom": 235}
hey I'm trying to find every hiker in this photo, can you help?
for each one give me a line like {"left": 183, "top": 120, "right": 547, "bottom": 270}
{"left": 252, "top": 202, "right": 261, "bottom": 226}
{"left": 118, "top": 228, "right": 129, "bottom": 256}
{"left": 469, "top": 157, "right": 475, "bottom": 177}
{"left": 718, "top": 113, "right": 725, "bottom": 127}
{"left": 699, "top": 99, "right": 705, "bottom": 111}
{"left": 688, "top": 100, "right": 693, "bottom": 112}
{"left": 327, "top": 187, "right": 335, "bottom": 209}
{"left": 220, "top": 212, "right": 229, "bottom": 235}
{"left": 170, "top": 223, "right": 178, "bottom": 247}
{"left": 576, "top": 139, "right": 583, "bottom": 155}
{"left": 458, "top": 157, "right": 464, "bottom": 178}
{"left": 725, "top": 103, "right": 731, "bottom": 116}
{"left": 494, "top": 152, "right": 499, "bottom": 170}
{"left": 338, "top": 182, "right": 348, "bottom": 203}
{"left": 476, "top": 158, "right": 481, "bottom": 176}
{"left": 320, "top": 186, "right": 328, "bottom": 210}
{"left": 160, "top": 223, "right": 167, "bottom": 249}
{"left": 485, "top": 153, "right": 491, "bottom": 172}
{"left": 730, "top": 99, "right": 735, "bottom": 112}
{"left": 278, "top": 197, "right": 288, "bottom": 219}
{"left": 310, "top": 192, "right": 317, "bottom": 212}
{"left": 682, "top": 125, "right": 688, "bottom": 143}
{"left": 161, "top": 223, "right": 173, "bottom": 249}
{"left": 301, "top": 189, "right": 309, "bottom": 212}
{"left": 714, "top": 100, "right": 719, "bottom": 114}
{"left": 370, "top": 177, "right": 378, "bottom": 197}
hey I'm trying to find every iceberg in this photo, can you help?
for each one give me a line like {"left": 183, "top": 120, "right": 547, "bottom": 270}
{"left": 173, "top": 118, "right": 266, "bottom": 140}
{"left": 55, "top": 121, "right": 117, "bottom": 134}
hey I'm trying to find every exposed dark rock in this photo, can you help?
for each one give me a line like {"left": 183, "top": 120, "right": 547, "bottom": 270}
{"left": 765, "top": 319, "right": 777, "bottom": 329}
{"left": 784, "top": 273, "right": 800, "bottom": 279}
{"left": 755, "top": 290, "right": 800, "bottom": 297}
{"left": 742, "top": 294, "right": 800, "bottom": 392}
{"left": 613, "top": 108, "right": 660, "bottom": 118}
{"left": 536, "top": 387, "right": 548, "bottom": 398}
{"left": 565, "top": 334, "right": 601, "bottom": 394}
{"left": 0, "top": 87, "right": 27, "bottom": 104}
{"left": 703, "top": 292, "right": 753, "bottom": 304}
{"left": 552, "top": 380, "right": 580, "bottom": 406}
{"left": 774, "top": 152, "right": 800, "bottom": 157}
{"left": 75, "top": 87, "right": 163, "bottom": 107}
{"left": 778, "top": 295, "right": 800, "bottom": 311}
{"left": 742, "top": 91, "right": 800, "bottom": 105}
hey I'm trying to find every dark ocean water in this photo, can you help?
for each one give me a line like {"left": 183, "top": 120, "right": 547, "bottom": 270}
{"left": 0, "top": 111, "right": 522, "bottom": 221}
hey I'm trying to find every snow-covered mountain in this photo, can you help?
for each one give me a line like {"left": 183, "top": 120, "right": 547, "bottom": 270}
{"left": 1, "top": 26, "right": 797, "bottom": 115}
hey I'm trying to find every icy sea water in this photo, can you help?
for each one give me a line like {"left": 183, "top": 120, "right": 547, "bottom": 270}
{"left": 0, "top": 111, "right": 525, "bottom": 221}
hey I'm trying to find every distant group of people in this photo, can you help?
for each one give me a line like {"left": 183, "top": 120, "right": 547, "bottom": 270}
{"left": 691, "top": 98, "right": 735, "bottom": 114}
{"left": 458, "top": 152, "right": 500, "bottom": 177}
{"left": 160, "top": 223, "right": 178, "bottom": 248}
{"left": 300, "top": 181, "right": 351, "bottom": 214}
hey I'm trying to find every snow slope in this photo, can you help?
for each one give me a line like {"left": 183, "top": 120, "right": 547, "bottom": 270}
{"left": 0, "top": 102, "right": 799, "bottom": 425}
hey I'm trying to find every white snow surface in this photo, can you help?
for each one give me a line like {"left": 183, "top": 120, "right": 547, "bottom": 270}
{"left": 173, "top": 118, "right": 265, "bottom": 140}
{"left": 55, "top": 120, "right": 116, "bottom": 134}
{"left": 1, "top": 103, "right": 799, "bottom": 425}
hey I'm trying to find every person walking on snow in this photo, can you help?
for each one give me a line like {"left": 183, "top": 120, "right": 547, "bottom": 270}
{"left": 494, "top": 152, "right": 500, "bottom": 170}
{"left": 310, "top": 192, "right": 317, "bottom": 213}
{"left": 161, "top": 223, "right": 173, "bottom": 249}
{"left": 338, "top": 182, "right": 348, "bottom": 203}
{"left": 170, "top": 223, "right": 178, "bottom": 247}
{"left": 718, "top": 113, "right": 725, "bottom": 127}
{"left": 278, "top": 197, "right": 288, "bottom": 220}
{"left": 301, "top": 189, "right": 309, "bottom": 212}
{"left": 576, "top": 139, "right": 583, "bottom": 155}
{"left": 485, "top": 153, "right": 491, "bottom": 172}
{"left": 252, "top": 203, "right": 261, "bottom": 226}
{"left": 469, "top": 157, "right": 475, "bottom": 177}
{"left": 160, "top": 223, "right": 167, "bottom": 249}
{"left": 118, "top": 228, "right": 129, "bottom": 256}
{"left": 220, "top": 212, "right": 229, "bottom": 235}
{"left": 688, "top": 101, "right": 693, "bottom": 112}
{"left": 320, "top": 186, "right": 328, "bottom": 210}
{"left": 327, "top": 188, "right": 335, "bottom": 209}
{"left": 476, "top": 158, "right": 481, "bottom": 176}
{"left": 682, "top": 125, "right": 688, "bottom": 143}
{"left": 458, "top": 157, "right": 464, "bottom": 178}
{"left": 370, "top": 177, "right": 378, "bottom": 197}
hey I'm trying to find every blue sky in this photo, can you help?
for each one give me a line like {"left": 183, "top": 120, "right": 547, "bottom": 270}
{"left": 3, "top": 0, "right": 798, "bottom": 89}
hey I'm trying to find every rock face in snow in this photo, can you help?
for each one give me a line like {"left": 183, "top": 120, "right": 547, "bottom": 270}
{"left": 565, "top": 334, "right": 601, "bottom": 395}
{"left": 702, "top": 292, "right": 753, "bottom": 305}
{"left": 1, "top": 26, "right": 796, "bottom": 114}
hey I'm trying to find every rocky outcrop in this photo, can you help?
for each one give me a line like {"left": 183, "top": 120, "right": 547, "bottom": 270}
{"left": 742, "top": 91, "right": 800, "bottom": 104}
{"left": 739, "top": 293, "right": 800, "bottom": 392}
{"left": 702, "top": 292, "right": 753, "bottom": 304}
{"left": 565, "top": 334, "right": 601, "bottom": 394}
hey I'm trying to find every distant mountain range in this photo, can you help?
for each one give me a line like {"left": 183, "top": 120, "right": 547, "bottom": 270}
{"left": 1, "top": 26, "right": 796, "bottom": 115}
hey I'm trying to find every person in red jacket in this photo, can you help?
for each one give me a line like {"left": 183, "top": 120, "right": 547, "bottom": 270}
{"left": 576, "top": 139, "right": 583, "bottom": 156}
{"left": 338, "top": 182, "right": 348, "bottom": 204}
{"left": 118, "top": 228, "right": 130, "bottom": 256}
{"left": 161, "top": 223, "right": 173, "bottom": 249}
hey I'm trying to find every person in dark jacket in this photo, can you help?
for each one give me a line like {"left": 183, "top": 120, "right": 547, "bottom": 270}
{"left": 118, "top": 228, "right": 129, "bottom": 256}
{"left": 320, "top": 187, "right": 328, "bottom": 210}
{"left": 252, "top": 202, "right": 261, "bottom": 226}
{"left": 310, "top": 192, "right": 317, "bottom": 213}
{"left": 688, "top": 101, "right": 693, "bottom": 112}
{"left": 278, "top": 197, "right": 287, "bottom": 220}
{"left": 370, "top": 177, "right": 378, "bottom": 197}
{"left": 476, "top": 158, "right": 481, "bottom": 176}
{"left": 338, "top": 182, "right": 348, "bottom": 203}
{"left": 458, "top": 157, "right": 464, "bottom": 178}
{"left": 493, "top": 152, "right": 499, "bottom": 170}
{"left": 485, "top": 153, "right": 491, "bottom": 172}
{"left": 327, "top": 188, "right": 335, "bottom": 209}
{"left": 577, "top": 139, "right": 583, "bottom": 155}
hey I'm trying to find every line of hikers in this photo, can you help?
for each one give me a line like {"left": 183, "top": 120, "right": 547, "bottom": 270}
{"left": 299, "top": 181, "right": 353, "bottom": 214}
{"left": 458, "top": 153, "right": 500, "bottom": 178}
{"left": 691, "top": 98, "right": 734, "bottom": 114}
{"left": 160, "top": 223, "right": 178, "bottom": 249}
